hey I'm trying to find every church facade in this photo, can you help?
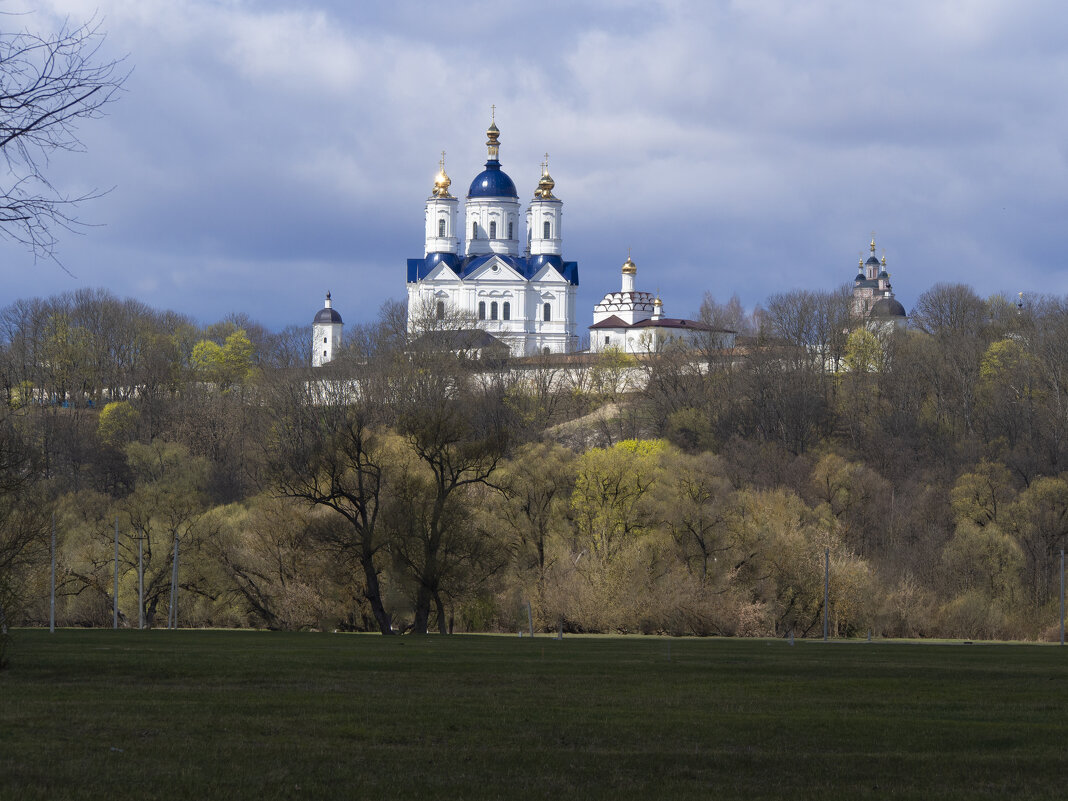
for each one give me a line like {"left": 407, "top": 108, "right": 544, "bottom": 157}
{"left": 852, "top": 237, "right": 907, "bottom": 326}
{"left": 405, "top": 120, "right": 579, "bottom": 356}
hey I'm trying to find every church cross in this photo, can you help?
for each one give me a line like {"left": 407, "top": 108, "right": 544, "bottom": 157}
{"left": 491, "top": 104, "right": 496, "bottom": 122}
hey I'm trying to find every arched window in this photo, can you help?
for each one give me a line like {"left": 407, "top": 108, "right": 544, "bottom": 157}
{"left": 543, "top": 303, "right": 551, "bottom": 322}
{"left": 489, "top": 221, "right": 497, "bottom": 239}
{"left": 503, "top": 302, "right": 510, "bottom": 321}
{"left": 323, "top": 350, "right": 328, "bottom": 358}
{"left": 508, "top": 221, "right": 513, "bottom": 239}
{"left": 436, "top": 301, "right": 445, "bottom": 320}
{"left": 491, "top": 301, "right": 498, "bottom": 321}
{"left": 438, "top": 219, "right": 446, "bottom": 237}
{"left": 323, "top": 337, "right": 327, "bottom": 344}
{"left": 478, "top": 301, "right": 486, "bottom": 320}
{"left": 472, "top": 221, "right": 478, "bottom": 239}
{"left": 543, "top": 221, "right": 551, "bottom": 239}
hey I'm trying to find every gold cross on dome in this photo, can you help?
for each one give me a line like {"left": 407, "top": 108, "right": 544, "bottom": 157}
{"left": 544, "top": 152, "right": 550, "bottom": 169}
{"left": 439, "top": 150, "right": 446, "bottom": 171}
{"left": 491, "top": 104, "right": 496, "bottom": 122}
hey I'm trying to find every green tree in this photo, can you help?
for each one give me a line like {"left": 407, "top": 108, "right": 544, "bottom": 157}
{"left": 571, "top": 439, "right": 666, "bottom": 565}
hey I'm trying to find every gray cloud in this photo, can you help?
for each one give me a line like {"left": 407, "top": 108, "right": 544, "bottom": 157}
{"left": 2, "top": 0, "right": 1064, "bottom": 329}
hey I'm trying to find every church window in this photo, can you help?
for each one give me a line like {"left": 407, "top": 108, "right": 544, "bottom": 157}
{"left": 543, "top": 221, "right": 551, "bottom": 239}
{"left": 323, "top": 350, "right": 327, "bottom": 358}
{"left": 491, "top": 301, "right": 498, "bottom": 320}
{"left": 543, "top": 347, "right": 550, "bottom": 356}
{"left": 543, "top": 302, "right": 551, "bottom": 322}
{"left": 478, "top": 301, "right": 486, "bottom": 320}
{"left": 604, "top": 336, "right": 610, "bottom": 346}
{"left": 472, "top": 221, "right": 478, "bottom": 239}
{"left": 503, "top": 302, "right": 510, "bottom": 321}
{"left": 436, "top": 301, "right": 445, "bottom": 320}
{"left": 323, "top": 337, "right": 327, "bottom": 344}
{"left": 508, "top": 221, "right": 513, "bottom": 239}
{"left": 490, "top": 221, "right": 497, "bottom": 239}
{"left": 438, "top": 219, "right": 446, "bottom": 237}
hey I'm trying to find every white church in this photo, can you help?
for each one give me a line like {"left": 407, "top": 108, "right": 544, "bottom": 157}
{"left": 310, "top": 119, "right": 906, "bottom": 364}
{"left": 402, "top": 119, "right": 579, "bottom": 357}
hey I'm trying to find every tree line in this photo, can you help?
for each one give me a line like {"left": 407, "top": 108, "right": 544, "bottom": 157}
{"left": 2, "top": 283, "right": 1068, "bottom": 662}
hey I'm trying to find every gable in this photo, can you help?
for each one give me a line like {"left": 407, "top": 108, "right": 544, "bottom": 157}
{"left": 530, "top": 262, "right": 569, "bottom": 283}
{"left": 464, "top": 255, "right": 526, "bottom": 282}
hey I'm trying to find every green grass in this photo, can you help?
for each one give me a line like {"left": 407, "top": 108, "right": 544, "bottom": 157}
{"left": 2, "top": 631, "right": 1066, "bottom": 800}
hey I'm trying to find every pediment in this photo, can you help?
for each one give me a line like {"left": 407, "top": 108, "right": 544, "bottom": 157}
{"left": 530, "top": 263, "right": 568, "bottom": 283}
{"left": 465, "top": 255, "right": 525, "bottom": 282}
{"left": 424, "top": 262, "right": 461, "bottom": 281}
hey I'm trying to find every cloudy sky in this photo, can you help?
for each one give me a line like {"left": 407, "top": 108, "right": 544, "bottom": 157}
{"left": 3, "top": 0, "right": 1066, "bottom": 332}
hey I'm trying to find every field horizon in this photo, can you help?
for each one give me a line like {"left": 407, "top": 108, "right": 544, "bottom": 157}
{"left": 2, "top": 629, "right": 1066, "bottom": 799}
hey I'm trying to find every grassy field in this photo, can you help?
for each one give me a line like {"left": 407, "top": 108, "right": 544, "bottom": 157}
{"left": 1, "top": 630, "right": 1066, "bottom": 800}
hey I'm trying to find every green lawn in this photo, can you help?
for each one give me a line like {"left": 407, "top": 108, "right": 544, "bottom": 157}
{"left": 1, "top": 630, "right": 1066, "bottom": 800}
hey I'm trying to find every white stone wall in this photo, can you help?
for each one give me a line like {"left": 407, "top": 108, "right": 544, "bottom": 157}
{"left": 312, "top": 321, "right": 342, "bottom": 366}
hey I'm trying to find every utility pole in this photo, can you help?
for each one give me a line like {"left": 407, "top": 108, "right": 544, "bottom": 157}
{"left": 138, "top": 535, "right": 144, "bottom": 631}
{"left": 113, "top": 517, "right": 119, "bottom": 630}
{"left": 823, "top": 547, "right": 829, "bottom": 642}
{"left": 169, "top": 534, "right": 179, "bottom": 629}
{"left": 50, "top": 516, "right": 55, "bottom": 636}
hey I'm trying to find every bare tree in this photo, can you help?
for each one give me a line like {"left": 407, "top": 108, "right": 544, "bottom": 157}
{"left": 1, "top": 15, "right": 126, "bottom": 261}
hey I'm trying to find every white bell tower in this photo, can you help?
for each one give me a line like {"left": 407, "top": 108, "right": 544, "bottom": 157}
{"left": 526, "top": 155, "right": 562, "bottom": 257}
{"left": 425, "top": 152, "right": 458, "bottom": 256}
{"left": 312, "top": 292, "right": 343, "bottom": 367}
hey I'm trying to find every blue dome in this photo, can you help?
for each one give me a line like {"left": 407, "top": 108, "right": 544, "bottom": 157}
{"left": 854, "top": 272, "right": 865, "bottom": 282}
{"left": 468, "top": 160, "right": 517, "bottom": 198}
{"left": 530, "top": 253, "right": 563, "bottom": 272}
{"left": 424, "top": 252, "right": 461, "bottom": 272}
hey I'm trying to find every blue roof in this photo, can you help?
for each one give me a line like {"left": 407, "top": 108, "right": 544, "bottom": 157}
{"left": 468, "top": 160, "right": 518, "bottom": 198}
{"left": 408, "top": 252, "right": 578, "bottom": 286}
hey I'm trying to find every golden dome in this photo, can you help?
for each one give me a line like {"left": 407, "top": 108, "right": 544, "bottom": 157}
{"left": 535, "top": 172, "right": 555, "bottom": 199}
{"left": 431, "top": 151, "right": 452, "bottom": 198}
{"left": 654, "top": 295, "right": 663, "bottom": 307}
{"left": 881, "top": 255, "right": 887, "bottom": 266}
{"left": 622, "top": 255, "right": 637, "bottom": 275}
{"left": 870, "top": 237, "right": 876, "bottom": 253}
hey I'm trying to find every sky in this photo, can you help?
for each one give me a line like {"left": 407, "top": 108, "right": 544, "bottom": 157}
{"left": 2, "top": 0, "right": 1066, "bottom": 332}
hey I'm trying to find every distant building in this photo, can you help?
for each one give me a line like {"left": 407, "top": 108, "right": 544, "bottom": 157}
{"left": 589, "top": 254, "right": 735, "bottom": 354}
{"left": 312, "top": 291, "right": 343, "bottom": 366}
{"left": 851, "top": 237, "right": 907, "bottom": 328}
{"left": 405, "top": 119, "right": 579, "bottom": 356}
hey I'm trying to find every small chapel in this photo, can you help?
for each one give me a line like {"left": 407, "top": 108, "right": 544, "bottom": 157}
{"left": 589, "top": 254, "right": 734, "bottom": 354}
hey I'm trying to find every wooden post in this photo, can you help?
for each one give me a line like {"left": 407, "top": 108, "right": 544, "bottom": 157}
{"left": 526, "top": 601, "right": 534, "bottom": 638}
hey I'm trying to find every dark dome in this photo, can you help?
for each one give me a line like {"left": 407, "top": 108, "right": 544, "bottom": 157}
{"left": 468, "top": 160, "right": 518, "bottom": 198}
{"left": 878, "top": 270, "right": 890, "bottom": 280}
{"left": 425, "top": 251, "right": 461, "bottom": 271}
{"left": 870, "top": 297, "right": 906, "bottom": 318}
{"left": 866, "top": 255, "right": 881, "bottom": 266}
{"left": 314, "top": 307, "right": 343, "bottom": 324}
{"left": 854, "top": 272, "right": 865, "bottom": 282}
